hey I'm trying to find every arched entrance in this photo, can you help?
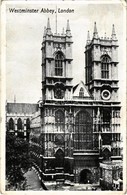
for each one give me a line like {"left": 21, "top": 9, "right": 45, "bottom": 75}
{"left": 102, "top": 148, "right": 111, "bottom": 160}
{"left": 55, "top": 148, "right": 64, "bottom": 168}
{"left": 79, "top": 169, "right": 93, "bottom": 184}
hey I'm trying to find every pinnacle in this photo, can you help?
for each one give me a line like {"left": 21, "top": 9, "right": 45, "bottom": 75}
{"left": 94, "top": 22, "right": 97, "bottom": 34}
{"left": 87, "top": 31, "right": 90, "bottom": 41}
{"left": 112, "top": 24, "right": 115, "bottom": 35}
{"left": 93, "top": 22, "right": 98, "bottom": 38}
{"left": 66, "top": 19, "right": 70, "bottom": 31}
{"left": 111, "top": 24, "right": 117, "bottom": 40}
{"left": 46, "top": 18, "right": 52, "bottom": 35}
{"left": 47, "top": 18, "right": 51, "bottom": 29}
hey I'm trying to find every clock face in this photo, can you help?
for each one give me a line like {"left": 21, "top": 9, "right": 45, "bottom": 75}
{"left": 101, "top": 89, "right": 111, "bottom": 100}
{"left": 55, "top": 88, "right": 64, "bottom": 99}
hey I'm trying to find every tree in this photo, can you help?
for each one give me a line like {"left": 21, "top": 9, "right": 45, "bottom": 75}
{"left": 6, "top": 132, "right": 32, "bottom": 190}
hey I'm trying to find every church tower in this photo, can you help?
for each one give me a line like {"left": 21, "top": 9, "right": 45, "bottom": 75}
{"left": 30, "top": 20, "right": 122, "bottom": 187}
{"left": 85, "top": 22, "right": 119, "bottom": 101}
{"left": 85, "top": 22, "right": 122, "bottom": 163}
{"left": 41, "top": 18, "right": 73, "bottom": 101}
{"left": 40, "top": 18, "right": 74, "bottom": 181}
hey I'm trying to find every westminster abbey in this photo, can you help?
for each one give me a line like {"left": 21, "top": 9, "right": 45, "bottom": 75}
{"left": 6, "top": 18, "right": 123, "bottom": 190}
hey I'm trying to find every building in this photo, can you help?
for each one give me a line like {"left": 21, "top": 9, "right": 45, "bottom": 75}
{"left": 6, "top": 102, "right": 38, "bottom": 140}
{"left": 29, "top": 19, "right": 122, "bottom": 188}
{"left": 6, "top": 18, "right": 123, "bottom": 190}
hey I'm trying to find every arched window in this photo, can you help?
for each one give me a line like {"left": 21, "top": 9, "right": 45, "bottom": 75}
{"left": 101, "top": 55, "right": 110, "bottom": 79}
{"left": 79, "top": 87, "right": 84, "bottom": 98}
{"left": 17, "top": 118, "right": 22, "bottom": 130}
{"left": 26, "top": 118, "right": 30, "bottom": 141}
{"left": 103, "top": 108, "right": 111, "bottom": 122}
{"left": 55, "top": 110, "right": 65, "bottom": 132}
{"left": 55, "top": 52, "right": 64, "bottom": 76}
{"left": 102, "top": 148, "right": 111, "bottom": 160}
{"left": 74, "top": 111, "right": 93, "bottom": 150}
{"left": 26, "top": 118, "right": 30, "bottom": 130}
{"left": 55, "top": 148, "right": 64, "bottom": 167}
{"left": 8, "top": 118, "right": 15, "bottom": 130}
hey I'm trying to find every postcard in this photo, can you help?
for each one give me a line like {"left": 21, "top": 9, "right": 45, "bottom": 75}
{"left": 1, "top": 0, "right": 126, "bottom": 194}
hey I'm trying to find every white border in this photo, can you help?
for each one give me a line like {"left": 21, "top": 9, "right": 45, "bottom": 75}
{"left": 1, "top": 1, "right": 126, "bottom": 195}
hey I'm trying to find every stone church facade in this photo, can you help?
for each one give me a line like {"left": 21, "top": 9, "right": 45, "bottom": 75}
{"left": 6, "top": 103, "right": 38, "bottom": 140}
{"left": 6, "top": 19, "right": 123, "bottom": 190}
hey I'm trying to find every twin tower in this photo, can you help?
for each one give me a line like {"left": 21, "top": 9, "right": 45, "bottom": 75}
{"left": 30, "top": 18, "right": 121, "bottom": 185}
{"left": 41, "top": 18, "right": 119, "bottom": 103}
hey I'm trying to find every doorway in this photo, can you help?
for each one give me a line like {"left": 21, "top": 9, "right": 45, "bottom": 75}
{"left": 55, "top": 148, "right": 64, "bottom": 168}
{"left": 79, "top": 169, "right": 93, "bottom": 184}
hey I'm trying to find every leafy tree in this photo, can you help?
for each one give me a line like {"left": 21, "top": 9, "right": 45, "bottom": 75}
{"left": 6, "top": 132, "right": 32, "bottom": 190}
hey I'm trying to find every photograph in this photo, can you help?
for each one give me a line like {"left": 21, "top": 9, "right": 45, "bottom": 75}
{"left": 1, "top": 0, "right": 126, "bottom": 192}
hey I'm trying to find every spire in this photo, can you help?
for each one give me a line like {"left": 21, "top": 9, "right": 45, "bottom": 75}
{"left": 94, "top": 22, "right": 97, "bottom": 33}
{"left": 93, "top": 22, "right": 98, "bottom": 39}
{"left": 14, "top": 95, "right": 16, "bottom": 103}
{"left": 47, "top": 18, "right": 51, "bottom": 29}
{"left": 66, "top": 19, "right": 70, "bottom": 31}
{"left": 86, "top": 30, "right": 90, "bottom": 44}
{"left": 66, "top": 20, "right": 71, "bottom": 36}
{"left": 111, "top": 24, "right": 117, "bottom": 40}
{"left": 46, "top": 18, "right": 52, "bottom": 35}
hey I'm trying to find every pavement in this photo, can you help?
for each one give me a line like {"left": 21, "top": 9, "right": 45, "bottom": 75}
{"left": 24, "top": 169, "right": 101, "bottom": 191}
{"left": 24, "top": 168, "right": 43, "bottom": 190}
{"left": 44, "top": 181, "right": 101, "bottom": 191}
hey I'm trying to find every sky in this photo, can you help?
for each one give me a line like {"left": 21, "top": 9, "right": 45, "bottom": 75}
{"left": 5, "top": 1, "right": 126, "bottom": 107}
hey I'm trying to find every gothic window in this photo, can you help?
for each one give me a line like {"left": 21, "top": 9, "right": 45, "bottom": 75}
{"left": 55, "top": 52, "right": 64, "bottom": 76}
{"left": 103, "top": 148, "right": 111, "bottom": 160}
{"left": 49, "top": 134, "right": 51, "bottom": 141}
{"left": 79, "top": 87, "right": 84, "bottom": 98}
{"left": 55, "top": 110, "right": 65, "bottom": 132}
{"left": 74, "top": 111, "right": 93, "bottom": 150}
{"left": 17, "top": 118, "right": 22, "bottom": 130}
{"left": 101, "top": 55, "right": 110, "bottom": 79}
{"left": 118, "top": 148, "right": 121, "bottom": 156}
{"left": 26, "top": 118, "right": 30, "bottom": 130}
{"left": 8, "top": 118, "right": 15, "bottom": 130}
{"left": 103, "top": 108, "right": 111, "bottom": 123}
{"left": 26, "top": 118, "right": 30, "bottom": 141}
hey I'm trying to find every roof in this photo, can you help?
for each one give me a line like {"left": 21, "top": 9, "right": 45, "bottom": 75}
{"left": 73, "top": 81, "right": 92, "bottom": 98}
{"left": 6, "top": 103, "right": 39, "bottom": 114}
{"left": 73, "top": 83, "right": 79, "bottom": 93}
